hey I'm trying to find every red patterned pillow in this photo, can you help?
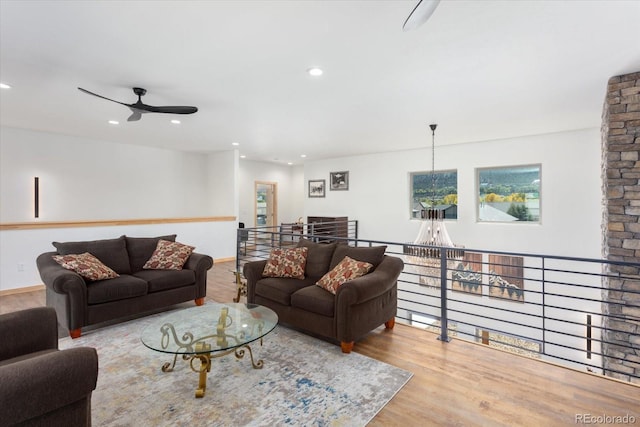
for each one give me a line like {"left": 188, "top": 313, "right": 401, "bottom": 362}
{"left": 53, "top": 252, "right": 119, "bottom": 281}
{"left": 262, "top": 247, "right": 308, "bottom": 279}
{"left": 143, "top": 240, "right": 195, "bottom": 270}
{"left": 316, "top": 256, "right": 373, "bottom": 294}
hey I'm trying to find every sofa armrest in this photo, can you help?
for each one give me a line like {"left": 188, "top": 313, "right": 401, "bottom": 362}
{"left": 184, "top": 252, "right": 214, "bottom": 299}
{"left": 37, "top": 252, "right": 88, "bottom": 297}
{"left": 243, "top": 260, "right": 268, "bottom": 303}
{"left": 336, "top": 255, "right": 404, "bottom": 305}
{"left": 0, "top": 347, "right": 98, "bottom": 426}
{"left": 184, "top": 252, "right": 214, "bottom": 273}
{"left": 0, "top": 307, "right": 58, "bottom": 361}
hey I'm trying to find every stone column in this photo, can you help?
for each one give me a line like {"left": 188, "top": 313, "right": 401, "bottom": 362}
{"left": 601, "top": 71, "right": 640, "bottom": 384}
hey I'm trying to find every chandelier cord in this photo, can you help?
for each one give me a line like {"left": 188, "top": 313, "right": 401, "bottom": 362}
{"left": 430, "top": 124, "right": 437, "bottom": 208}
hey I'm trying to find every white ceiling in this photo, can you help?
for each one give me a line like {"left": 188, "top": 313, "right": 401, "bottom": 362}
{"left": 1, "top": 1, "right": 639, "bottom": 165}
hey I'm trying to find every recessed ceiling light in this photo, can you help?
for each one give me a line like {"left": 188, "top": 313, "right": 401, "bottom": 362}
{"left": 307, "top": 67, "right": 323, "bottom": 77}
{"left": 240, "top": 155, "right": 246, "bottom": 159}
{"left": 0, "top": 83, "right": 11, "bottom": 89}
{"left": 300, "top": 154, "right": 307, "bottom": 158}
{"left": 108, "top": 120, "right": 119, "bottom": 125}
{"left": 171, "top": 119, "right": 181, "bottom": 124}
{"left": 287, "top": 162, "right": 293, "bottom": 165}
{"left": 232, "top": 142, "right": 239, "bottom": 146}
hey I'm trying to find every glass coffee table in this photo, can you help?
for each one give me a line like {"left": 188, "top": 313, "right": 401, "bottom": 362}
{"left": 141, "top": 302, "right": 278, "bottom": 398}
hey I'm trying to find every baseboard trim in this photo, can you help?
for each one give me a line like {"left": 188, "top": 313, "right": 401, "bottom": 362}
{"left": 0, "top": 284, "right": 45, "bottom": 296}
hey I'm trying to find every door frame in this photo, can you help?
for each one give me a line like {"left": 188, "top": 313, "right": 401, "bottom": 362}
{"left": 254, "top": 181, "right": 278, "bottom": 228}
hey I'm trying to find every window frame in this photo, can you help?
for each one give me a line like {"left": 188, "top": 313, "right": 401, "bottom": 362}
{"left": 476, "top": 164, "right": 541, "bottom": 224}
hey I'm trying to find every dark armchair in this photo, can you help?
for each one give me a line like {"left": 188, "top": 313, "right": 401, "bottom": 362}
{"left": 0, "top": 307, "right": 98, "bottom": 426}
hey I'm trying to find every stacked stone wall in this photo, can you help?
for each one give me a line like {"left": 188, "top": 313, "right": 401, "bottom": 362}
{"left": 602, "top": 71, "right": 640, "bottom": 384}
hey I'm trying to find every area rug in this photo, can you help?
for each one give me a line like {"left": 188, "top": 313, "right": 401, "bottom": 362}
{"left": 60, "top": 308, "right": 412, "bottom": 426}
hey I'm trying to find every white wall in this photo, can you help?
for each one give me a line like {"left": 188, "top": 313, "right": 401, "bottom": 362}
{"left": 207, "top": 149, "right": 238, "bottom": 217}
{"left": 0, "top": 127, "right": 212, "bottom": 222}
{"left": 303, "top": 128, "right": 602, "bottom": 259}
{"left": 238, "top": 160, "right": 304, "bottom": 227}
{"left": 0, "top": 127, "right": 237, "bottom": 291}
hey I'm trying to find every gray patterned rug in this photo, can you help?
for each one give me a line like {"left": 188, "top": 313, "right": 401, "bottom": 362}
{"left": 60, "top": 307, "right": 412, "bottom": 426}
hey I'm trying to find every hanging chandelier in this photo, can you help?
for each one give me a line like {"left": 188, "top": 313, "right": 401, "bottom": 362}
{"left": 404, "top": 124, "right": 463, "bottom": 286}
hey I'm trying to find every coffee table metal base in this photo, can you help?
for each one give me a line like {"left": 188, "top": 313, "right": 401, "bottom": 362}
{"left": 160, "top": 339, "right": 264, "bottom": 398}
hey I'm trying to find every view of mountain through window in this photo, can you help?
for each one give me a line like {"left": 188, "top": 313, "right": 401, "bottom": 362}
{"left": 477, "top": 165, "right": 541, "bottom": 223}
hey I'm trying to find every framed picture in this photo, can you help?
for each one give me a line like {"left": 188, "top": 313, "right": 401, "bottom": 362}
{"left": 308, "top": 179, "right": 326, "bottom": 198}
{"left": 330, "top": 171, "right": 349, "bottom": 191}
{"left": 452, "top": 252, "right": 483, "bottom": 296}
{"left": 488, "top": 254, "right": 525, "bottom": 303}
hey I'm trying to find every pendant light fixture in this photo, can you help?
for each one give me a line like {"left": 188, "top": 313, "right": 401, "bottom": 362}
{"left": 404, "top": 124, "right": 463, "bottom": 287}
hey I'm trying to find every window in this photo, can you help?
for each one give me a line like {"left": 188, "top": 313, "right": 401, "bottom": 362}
{"left": 477, "top": 165, "right": 540, "bottom": 223}
{"left": 410, "top": 170, "right": 458, "bottom": 219}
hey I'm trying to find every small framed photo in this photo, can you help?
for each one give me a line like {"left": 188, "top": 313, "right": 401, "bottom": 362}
{"left": 330, "top": 171, "right": 349, "bottom": 191}
{"left": 308, "top": 179, "right": 326, "bottom": 198}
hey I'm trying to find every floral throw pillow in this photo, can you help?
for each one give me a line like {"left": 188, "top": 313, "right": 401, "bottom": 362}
{"left": 53, "top": 252, "right": 119, "bottom": 281}
{"left": 262, "top": 247, "right": 308, "bottom": 279}
{"left": 316, "top": 256, "right": 373, "bottom": 295}
{"left": 143, "top": 240, "right": 195, "bottom": 270}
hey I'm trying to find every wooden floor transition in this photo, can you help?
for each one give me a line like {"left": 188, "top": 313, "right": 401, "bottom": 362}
{"left": 2, "top": 260, "right": 638, "bottom": 426}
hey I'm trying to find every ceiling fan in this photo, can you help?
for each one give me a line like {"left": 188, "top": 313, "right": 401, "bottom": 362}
{"left": 77, "top": 87, "right": 198, "bottom": 122}
{"left": 403, "top": 0, "right": 441, "bottom": 32}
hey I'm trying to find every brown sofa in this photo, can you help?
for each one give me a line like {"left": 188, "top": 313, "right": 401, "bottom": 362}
{"left": 37, "top": 234, "right": 213, "bottom": 338}
{"left": 243, "top": 239, "right": 403, "bottom": 353}
{"left": 0, "top": 307, "right": 98, "bottom": 426}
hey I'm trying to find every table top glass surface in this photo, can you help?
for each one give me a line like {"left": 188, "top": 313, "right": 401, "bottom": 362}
{"left": 140, "top": 303, "right": 278, "bottom": 355}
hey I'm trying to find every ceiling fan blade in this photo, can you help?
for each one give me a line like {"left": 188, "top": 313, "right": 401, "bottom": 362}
{"left": 79, "top": 86, "right": 197, "bottom": 120}
{"left": 77, "top": 87, "right": 128, "bottom": 106}
{"left": 403, "top": 0, "right": 441, "bottom": 32}
{"left": 127, "top": 109, "right": 142, "bottom": 122}
{"left": 142, "top": 105, "right": 198, "bottom": 115}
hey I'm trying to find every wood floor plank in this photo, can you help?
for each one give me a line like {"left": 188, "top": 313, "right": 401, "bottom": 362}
{"left": 3, "top": 260, "right": 638, "bottom": 426}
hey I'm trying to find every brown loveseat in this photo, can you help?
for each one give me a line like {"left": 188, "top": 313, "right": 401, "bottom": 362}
{"left": 37, "top": 234, "right": 213, "bottom": 338}
{"left": 0, "top": 307, "right": 98, "bottom": 426}
{"left": 243, "top": 239, "right": 403, "bottom": 353}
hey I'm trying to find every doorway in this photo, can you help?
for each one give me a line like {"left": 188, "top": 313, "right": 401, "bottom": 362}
{"left": 255, "top": 181, "right": 277, "bottom": 228}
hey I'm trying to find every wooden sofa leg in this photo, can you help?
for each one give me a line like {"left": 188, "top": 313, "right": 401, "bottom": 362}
{"left": 385, "top": 318, "right": 395, "bottom": 329}
{"left": 195, "top": 297, "right": 205, "bottom": 306}
{"left": 341, "top": 341, "right": 354, "bottom": 354}
{"left": 69, "top": 328, "right": 82, "bottom": 339}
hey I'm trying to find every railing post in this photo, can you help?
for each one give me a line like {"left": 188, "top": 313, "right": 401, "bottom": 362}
{"left": 236, "top": 228, "right": 241, "bottom": 273}
{"left": 438, "top": 249, "right": 450, "bottom": 342}
{"left": 542, "top": 257, "right": 546, "bottom": 355}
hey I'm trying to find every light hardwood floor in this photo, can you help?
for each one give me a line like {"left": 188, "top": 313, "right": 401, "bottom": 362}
{"left": 3, "top": 260, "right": 639, "bottom": 426}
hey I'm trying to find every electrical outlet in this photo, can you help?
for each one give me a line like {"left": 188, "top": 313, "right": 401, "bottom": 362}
{"left": 17, "top": 263, "right": 24, "bottom": 272}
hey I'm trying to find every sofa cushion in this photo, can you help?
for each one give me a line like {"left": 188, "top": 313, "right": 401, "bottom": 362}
{"left": 143, "top": 240, "right": 195, "bottom": 270}
{"left": 52, "top": 252, "right": 119, "bottom": 282}
{"left": 53, "top": 235, "right": 131, "bottom": 274}
{"left": 316, "top": 256, "right": 373, "bottom": 295}
{"left": 291, "top": 285, "right": 335, "bottom": 317}
{"left": 329, "top": 244, "right": 387, "bottom": 270}
{"left": 255, "top": 276, "right": 316, "bottom": 306}
{"left": 296, "top": 239, "right": 337, "bottom": 278}
{"left": 262, "top": 247, "right": 308, "bottom": 279}
{"left": 125, "top": 235, "right": 177, "bottom": 272}
{"left": 86, "top": 275, "right": 148, "bottom": 305}
{"left": 133, "top": 269, "right": 196, "bottom": 293}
